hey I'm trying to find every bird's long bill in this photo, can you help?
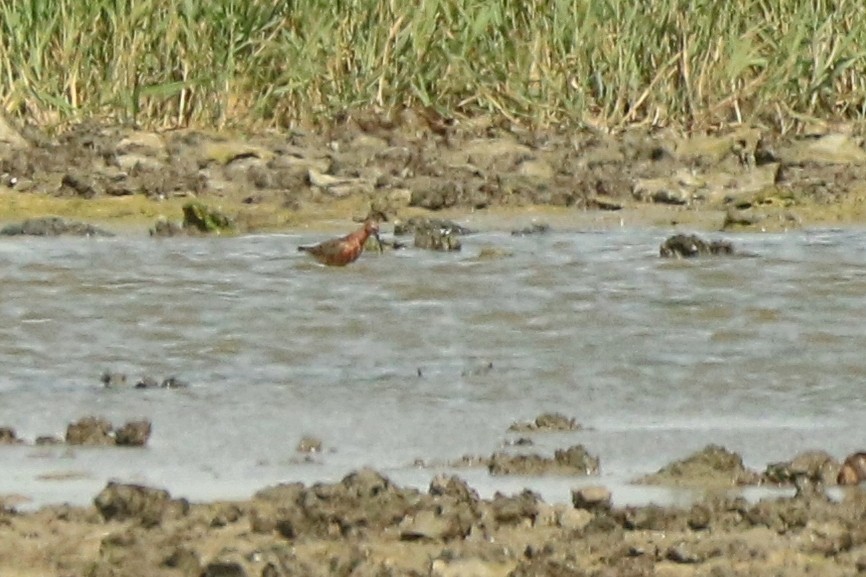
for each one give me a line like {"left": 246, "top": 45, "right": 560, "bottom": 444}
{"left": 373, "top": 232, "right": 383, "bottom": 254}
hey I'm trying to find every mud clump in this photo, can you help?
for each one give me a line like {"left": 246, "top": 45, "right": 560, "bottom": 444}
{"left": 393, "top": 217, "right": 472, "bottom": 236}
{"left": 65, "top": 416, "right": 152, "bottom": 447}
{"left": 253, "top": 468, "right": 418, "bottom": 539}
{"left": 508, "top": 412, "right": 582, "bottom": 432}
{"left": 572, "top": 485, "right": 612, "bottom": 512}
{"left": 393, "top": 216, "right": 467, "bottom": 251}
{"left": 94, "top": 482, "right": 189, "bottom": 526}
{"left": 65, "top": 416, "right": 115, "bottom": 446}
{"left": 659, "top": 233, "right": 734, "bottom": 258}
{"left": 763, "top": 450, "right": 840, "bottom": 488}
{"left": 414, "top": 227, "right": 461, "bottom": 251}
{"left": 636, "top": 444, "right": 761, "bottom": 487}
{"left": 114, "top": 420, "right": 152, "bottom": 447}
{"left": 489, "top": 444, "right": 600, "bottom": 476}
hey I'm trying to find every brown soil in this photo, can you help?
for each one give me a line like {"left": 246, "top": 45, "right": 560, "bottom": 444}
{"left": 1, "top": 116, "right": 866, "bottom": 235}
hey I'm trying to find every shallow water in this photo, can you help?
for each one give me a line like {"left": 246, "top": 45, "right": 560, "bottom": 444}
{"left": 0, "top": 219, "right": 864, "bottom": 509}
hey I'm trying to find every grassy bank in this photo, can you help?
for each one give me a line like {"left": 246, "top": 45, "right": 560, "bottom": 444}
{"left": 1, "top": 0, "right": 864, "bottom": 132}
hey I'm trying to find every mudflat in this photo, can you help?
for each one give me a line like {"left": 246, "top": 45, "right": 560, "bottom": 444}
{"left": 1, "top": 443, "right": 866, "bottom": 577}
{"left": 2, "top": 115, "right": 866, "bottom": 576}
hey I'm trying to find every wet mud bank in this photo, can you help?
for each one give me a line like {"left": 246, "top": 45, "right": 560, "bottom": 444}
{"left": 3, "top": 461, "right": 866, "bottom": 577}
{"left": 3, "top": 413, "right": 866, "bottom": 575}
{"left": 2, "top": 116, "right": 866, "bottom": 234}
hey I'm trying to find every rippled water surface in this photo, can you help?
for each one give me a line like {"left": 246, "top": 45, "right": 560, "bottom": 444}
{"left": 1, "top": 220, "right": 865, "bottom": 507}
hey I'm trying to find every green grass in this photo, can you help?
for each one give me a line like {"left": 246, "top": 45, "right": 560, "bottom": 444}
{"left": 1, "top": 0, "right": 864, "bottom": 132}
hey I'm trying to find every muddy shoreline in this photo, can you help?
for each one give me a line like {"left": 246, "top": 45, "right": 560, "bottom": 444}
{"left": 3, "top": 431, "right": 866, "bottom": 577}
{"left": 2, "top": 116, "right": 866, "bottom": 237}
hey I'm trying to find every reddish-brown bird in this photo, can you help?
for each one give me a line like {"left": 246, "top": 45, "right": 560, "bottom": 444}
{"left": 297, "top": 220, "right": 380, "bottom": 266}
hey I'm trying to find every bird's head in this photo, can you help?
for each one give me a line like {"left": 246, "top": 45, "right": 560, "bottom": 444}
{"left": 364, "top": 219, "right": 380, "bottom": 236}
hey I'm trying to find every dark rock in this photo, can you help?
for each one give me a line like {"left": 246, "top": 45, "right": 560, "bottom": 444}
{"left": 66, "top": 416, "right": 114, "bottom": 446}
{"left": 114, "top": 420, "right": 152, "bottom": 447}
{"left": 0, "top": 216, "right": 113, "bottom": 237}
{"left": 93, "top": 481, "right": 189, "bottom": 526}
{"left": 659, "top": 233, "right": 734, "bottom": 258}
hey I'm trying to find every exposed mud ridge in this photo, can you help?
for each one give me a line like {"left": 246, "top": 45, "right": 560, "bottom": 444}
{"left": 5, "top": 467, "right": 866, "bottom": 576}
{"left": 508, "top": 412, "right": 583, "bottom": 432}
{"left": 2, "top": 119, "right": 866, "bottom": 232}
{"left": 0, "top": 417, "right": 152, "bottom": 447}
{"left": 0, "top": 215, "right": 114, "bottom": 236}
{"left": 635, "top": 445, "right": 856, "bottom": 495}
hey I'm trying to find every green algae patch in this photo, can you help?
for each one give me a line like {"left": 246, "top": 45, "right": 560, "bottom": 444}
{"left": 181, "top": 201, "right": 235, "bottom": 234}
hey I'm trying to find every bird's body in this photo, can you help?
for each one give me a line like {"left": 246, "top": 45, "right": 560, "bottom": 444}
{"left": 298, "top": 220, "right": 380, "bottom": 266}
